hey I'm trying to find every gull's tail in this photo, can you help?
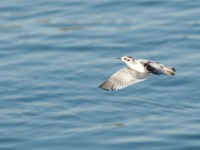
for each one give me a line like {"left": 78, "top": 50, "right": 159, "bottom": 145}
{"left": 164, "top": 66, "right": 176, "bottom": 76}
{"left": 146, "top": 62, "right": 176, "bottom": 76}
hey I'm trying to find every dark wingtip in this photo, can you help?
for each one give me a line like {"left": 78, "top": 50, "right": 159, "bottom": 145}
{"left": 98, "top": 84, "right": 109, "bottom": 91}
{"left": 166, "top": 67, "right": 176, "bottom": 76}
{"left": 171, "top": 67, "right": 176, "bottom": 75}
{"left": 172, "top": 67, "right": 176, "bottom": 72}
{"left": 171, "top": 72, "right": 176, "bottom": 76}
{"left": 167, "top": 70, "right": 175, "bottom": 76}
{"left": 100, "top": 88, "right": 109, "bottom": 91}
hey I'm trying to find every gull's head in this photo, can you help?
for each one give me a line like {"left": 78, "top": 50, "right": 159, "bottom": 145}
{"left": 116, "top": 56, "right": 145, "bottom": 72}
{"left": 116, "top": 56, "right": 135, "bottom": 65}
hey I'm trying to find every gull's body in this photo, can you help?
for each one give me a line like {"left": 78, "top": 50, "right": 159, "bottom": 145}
{"left": 99, "top": 56, "right": 176, "bottom": 91}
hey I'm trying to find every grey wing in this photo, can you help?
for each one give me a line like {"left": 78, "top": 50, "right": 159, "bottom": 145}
{"left": 99, "top": 68, "right": 149, "bottom": 91}
{"left": 138, "top": 59, "right": 176, "bottom": 76}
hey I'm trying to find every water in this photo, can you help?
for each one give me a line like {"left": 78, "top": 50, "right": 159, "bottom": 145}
{"left": 0, "top": 0, "right": 200, "bottom": 149}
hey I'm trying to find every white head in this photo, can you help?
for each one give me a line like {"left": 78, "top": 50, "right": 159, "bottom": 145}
{"left": 116, "top": 56, "right": 145, "bottom": 73}
{"left": 116, "top": 56, "right": 136, "bottom": 66}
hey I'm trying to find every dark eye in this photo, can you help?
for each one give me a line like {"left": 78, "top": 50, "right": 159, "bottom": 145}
{"left": 127, "top": 59, "right": 130, "bottom": 61}
{"left": 124, "top": 58, "right": 126, "bottom": 60}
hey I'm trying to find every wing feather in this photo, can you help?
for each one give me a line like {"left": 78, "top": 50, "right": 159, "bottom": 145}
{"left": 99, "top": 68, "right": 149, "bottom": 91}
{"left": 138, "top": 59, "right": 176, "bottom": 76}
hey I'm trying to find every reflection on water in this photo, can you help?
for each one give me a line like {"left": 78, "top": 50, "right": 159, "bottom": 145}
{"left": 0, "top": 25, "right": 22, "bottom": 30}
{"left": 59, "top": 26, "right": 88, "bottom": 32}
{"left": 104, "top": 123, "right": 126, "bottom": 127}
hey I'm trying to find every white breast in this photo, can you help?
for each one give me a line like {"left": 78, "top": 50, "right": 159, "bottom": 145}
{"left": 128, "top": 61, "right": 145, "bottom": 73}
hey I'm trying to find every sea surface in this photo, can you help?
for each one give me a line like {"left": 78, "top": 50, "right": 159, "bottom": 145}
{"left": 0, "top": 0, "right": 200, "bottom": 150}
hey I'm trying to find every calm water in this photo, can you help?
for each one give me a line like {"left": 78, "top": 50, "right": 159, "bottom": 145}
{"left": 0, "top": 0, "right": 200, "bottom": 150}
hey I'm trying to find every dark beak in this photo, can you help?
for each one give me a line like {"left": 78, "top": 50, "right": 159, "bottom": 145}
{"left": 116, "top": 57, "right": 121, "bottom": 60}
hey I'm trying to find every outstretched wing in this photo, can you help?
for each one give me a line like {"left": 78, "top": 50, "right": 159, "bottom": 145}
{"left": 99, "top": 68, "right": 149, "bottom": 91}
{"left": 138, "top": 59, "right": 176, "bottom": 76}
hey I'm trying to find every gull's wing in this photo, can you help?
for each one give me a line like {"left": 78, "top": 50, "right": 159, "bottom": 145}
{"left": 138, "top": 59, "right": 176, "bottom": 76}
{"left": 99, "top": 68, "right": 149, "bottom": 91}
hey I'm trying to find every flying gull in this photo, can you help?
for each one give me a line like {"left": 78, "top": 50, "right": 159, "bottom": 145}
{"left": 99, "top": 56, "right": 176, "bottom": 91}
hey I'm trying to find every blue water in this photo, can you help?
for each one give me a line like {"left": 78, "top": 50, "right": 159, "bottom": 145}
{"left": 0, "top": 0, "right": 200, "bottom": 149}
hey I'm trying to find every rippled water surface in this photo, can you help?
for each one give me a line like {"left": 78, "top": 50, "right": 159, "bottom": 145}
{"left": 0, "top": 0, "right": 200, "bottom": 150}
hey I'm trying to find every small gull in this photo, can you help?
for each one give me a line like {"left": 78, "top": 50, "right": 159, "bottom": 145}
{"left": 99, "top": 56, "right": 176, "bottom": 91}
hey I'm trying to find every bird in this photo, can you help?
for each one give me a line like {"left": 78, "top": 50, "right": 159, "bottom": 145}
{"left": 99, "top": 56, "right": 176, "bottom": 91}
